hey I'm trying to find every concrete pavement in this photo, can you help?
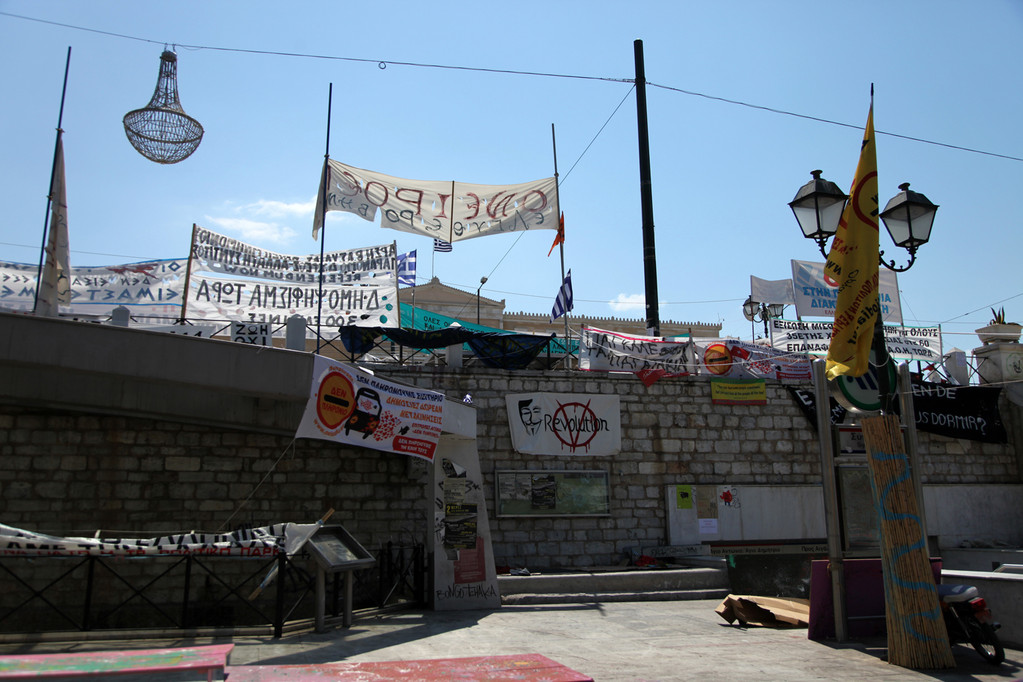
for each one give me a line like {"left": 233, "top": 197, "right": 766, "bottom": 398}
{"left": 2, "top": 599, "right": 1020, "bottom": 681}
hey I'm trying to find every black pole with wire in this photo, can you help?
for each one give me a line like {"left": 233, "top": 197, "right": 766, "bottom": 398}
{"left": 634, "top": 39, "right": 660, "bottom": 336}
{"left": 34, "top": 46, "right": 71, "bottom": 314}
{"left": 316, "top": 83, "right": 332, "bottom": 352}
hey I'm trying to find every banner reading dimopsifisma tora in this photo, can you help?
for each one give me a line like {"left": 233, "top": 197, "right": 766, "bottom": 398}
{"left": 296, "top": 356, "right": 445, "bottom": 462}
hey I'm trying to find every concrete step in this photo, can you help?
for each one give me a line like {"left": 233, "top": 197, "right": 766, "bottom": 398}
{"left": 498, "top": 566, "right": 730, "bottom": 605}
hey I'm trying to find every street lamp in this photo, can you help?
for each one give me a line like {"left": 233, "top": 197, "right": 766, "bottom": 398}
{"left": 742, "top": 297, "right": 786, "bottom": 339}
{"left": 476, "top": 276, "right": 488, "bottom": 325}
{"left": 789, "top": 170, "right": 938, "bottom": 272}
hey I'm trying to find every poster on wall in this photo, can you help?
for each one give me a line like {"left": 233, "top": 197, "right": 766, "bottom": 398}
{"left": 296, "top": 356, "right": 445, "bottom": 461}
{"left": 505, "top": 392, "right": 621, "bottom": 455}
{"left": 495, "top": 470, "right": 611, "bottom": 517}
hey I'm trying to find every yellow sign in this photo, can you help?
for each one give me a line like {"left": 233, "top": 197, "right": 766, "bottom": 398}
{"left": 710, "top": 379, "right": 766, "bottom": 405}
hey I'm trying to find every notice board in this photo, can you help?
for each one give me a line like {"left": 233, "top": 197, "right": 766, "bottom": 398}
{"left": 495, "top": 470, "right": 610, "bottom": 517}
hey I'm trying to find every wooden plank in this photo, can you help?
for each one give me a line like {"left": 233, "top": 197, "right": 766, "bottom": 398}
{"left": 223, "top": 654, "right": 593, "bottom": 681}
{"left": 0, "top": 643, "right": 233, "bottom": 679}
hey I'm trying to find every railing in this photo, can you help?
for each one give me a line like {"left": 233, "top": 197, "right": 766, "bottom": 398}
{"left": 0, "top": 542, "right": 427, "bottom": 638}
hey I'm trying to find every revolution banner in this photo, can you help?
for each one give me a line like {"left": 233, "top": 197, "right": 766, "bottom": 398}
{"left": 790, "top": 260, "right": 902, "bottom": 324}
{"left": 692, "top": 339, "right": 811, "bottom": 381}
{"left": 0, "top": 258, "right": 186, "bottom": 321}
{"left": 191, "top": 225, "right": 396, "bottom": 285}
{"left": 578, "top": 326, "right": 693, "bottom": 375}
{"left": 313, "top": 159, "right": 558, "bottom": 243}
{"left": 296, "top": 356, "right": 445, "bottom": 462}
{"left": 506, "top": 393, "right": 621, "bottom": 456}
{"left": 769, "top": 319, "right": 942, "bottom": 362}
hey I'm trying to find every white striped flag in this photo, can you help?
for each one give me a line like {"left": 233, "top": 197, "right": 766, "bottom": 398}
{"left": 550, "top": 269, "right": 573, "bottom": 322}
{"left": 397, "top": 250, "right": 417, "bottom": 286}
{"left": 433, "top": 238, "right": 452, "bottom": 253}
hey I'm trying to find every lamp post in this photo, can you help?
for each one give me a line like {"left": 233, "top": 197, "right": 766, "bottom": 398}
{"left": 789, "top": 169, "right": 938, "bottom": 647}
{"left": 742, "top": 297, "right": 786, "bottom": 340}
{"left": 476, "top": 276, "right": 487, "bottom": 325}
{"left": 789, "top": 171, "right": 938, "bottom": 272}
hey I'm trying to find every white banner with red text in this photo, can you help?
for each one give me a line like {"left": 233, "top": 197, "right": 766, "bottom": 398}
{"left": 692, "top": 339, "right": 811, "bottom": 381}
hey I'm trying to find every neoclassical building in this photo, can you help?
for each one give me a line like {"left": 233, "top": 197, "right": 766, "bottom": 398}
{"left": 400, "top": 277, "right": 721, "bottom": 338}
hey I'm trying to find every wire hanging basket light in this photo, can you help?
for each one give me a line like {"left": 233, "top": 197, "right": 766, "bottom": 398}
{"left": 123, "top": 50, "right": 204, "bottom": 164}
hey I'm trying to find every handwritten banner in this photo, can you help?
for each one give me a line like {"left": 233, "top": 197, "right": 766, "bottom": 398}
{"left": 315, "top": 160, "right": 558, "bottom": 242}
{"left": 910, "top": 380, "right": 1007, "bottom": 443}
{"left": 296, "top": 357, "right": 445, "bottom": 462}
{"left": 578, "top": 326, "right": 692, "bottom": 375}
{"left": 191, "top": 226, "right": 396, "bottom": 284}
{"left": 506, "top": 393, "right": 621, "bottom": 456}
{"left": 769, "top": 319, "right": 942, "bottom": 362}
{"left": 0, "top": 259, "right": 186, "bottom": 321}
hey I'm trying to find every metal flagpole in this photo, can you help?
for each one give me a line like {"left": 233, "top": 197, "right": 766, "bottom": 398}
{"left": 551, "top": 124, "right": 569, "bottom": 366}
{"left": 316, "top": 83, "right": 332, "bottom": 352}
{"left": 34, "top": 46, "right": 71, "bottom": 314}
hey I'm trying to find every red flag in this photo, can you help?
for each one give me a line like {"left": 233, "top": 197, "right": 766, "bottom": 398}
{"left": 547, "top": 212, "right": 565, "bottom": 257}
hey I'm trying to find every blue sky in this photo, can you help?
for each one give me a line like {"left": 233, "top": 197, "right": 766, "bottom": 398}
{"left": 2, "top": 1, "right": 1021, "bottom": 350}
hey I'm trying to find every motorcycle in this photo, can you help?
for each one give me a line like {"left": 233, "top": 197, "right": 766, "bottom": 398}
{"left": 938, "top": 582, "right": 1005, "bottom": 665}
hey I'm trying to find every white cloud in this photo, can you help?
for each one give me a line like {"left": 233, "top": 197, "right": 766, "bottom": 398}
{"left": 608, "top": 293, "right": 645, "bottom": 312}
{"left": 241, "top": 198, "right": 316, "bottom": 218}
{"left": 202, "top": 216, "right": 298, "bottom": 245}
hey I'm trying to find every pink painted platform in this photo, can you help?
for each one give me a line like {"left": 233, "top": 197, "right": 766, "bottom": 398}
{"left": 0, "top": 644, "right": 233, "bottom": 680}
{"left": 223, "top": 654, "right": 593, "bottom": 681}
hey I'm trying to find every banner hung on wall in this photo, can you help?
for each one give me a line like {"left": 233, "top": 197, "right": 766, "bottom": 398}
{"left": 0, "top": 522, "right": 315, "bottom": 557}
{"left": 296, "top": 356, "right": 445, "bottom": 462}
{"left": 692, "top": 339, "right": 811, "bottom": 381}
{"left": 578, "top": 326, "right": 692, "bottom": 375}
{"left": 0, "top": 259, "right": 186, "bottom": 321}
{"left": 769, "top": 319, "right": 942, "bottom": 362}
{"left": 506, "top": 392, "right": 621, "bottom": 456}
{"left": 790, "top": 259, "right": 903, "bottom": 324}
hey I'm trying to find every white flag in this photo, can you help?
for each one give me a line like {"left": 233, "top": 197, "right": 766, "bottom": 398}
{"left": 37, "top": 136, "right": 71, "bottom": 316}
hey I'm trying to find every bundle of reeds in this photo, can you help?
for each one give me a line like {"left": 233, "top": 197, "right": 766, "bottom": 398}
{"left": 862, "top": 414, "right": 955, "bottom": 670}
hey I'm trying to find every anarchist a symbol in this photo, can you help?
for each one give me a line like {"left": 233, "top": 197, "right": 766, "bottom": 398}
{"left": 550, "top": 400, "right": 606, "bottom": 453}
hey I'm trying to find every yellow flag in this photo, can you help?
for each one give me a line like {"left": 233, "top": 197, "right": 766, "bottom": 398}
{"left": 824, "top": 102, "right": 880, "bottom": 380}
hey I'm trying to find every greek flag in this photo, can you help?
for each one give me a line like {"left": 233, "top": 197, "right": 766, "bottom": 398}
{"left": 397, "top": 250, "right": 417, "bottom": 287}
{"left": 433, "top": 238, "right": 453, "bottom": 252}
{"left": 550, "top": 270, "right": 573, "bottom": 322}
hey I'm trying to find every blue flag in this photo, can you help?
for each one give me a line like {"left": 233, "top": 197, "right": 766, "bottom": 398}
{"left": 397, "top": 250, "right": 417, "bottom": 287}
{"left": 550, "top": 270, "right": 573, "bottom": 322}
{"left": 433, "top": 238, "right": 452, "bottom": 253}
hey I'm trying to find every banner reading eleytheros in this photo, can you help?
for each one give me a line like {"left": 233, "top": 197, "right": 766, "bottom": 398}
{"left": 313, "top": 160, "right": 558, "bottom": 242}
{"left": 506, "top": 393, "right": 621, "bottom": 456}
{"left": 296, "top": 357, "right": 445, "bottom": 462}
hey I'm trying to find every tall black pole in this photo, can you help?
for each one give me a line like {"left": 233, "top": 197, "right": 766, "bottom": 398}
{"left": 634, "top": 40, "right": 660, "bottom": 336}
{"left": 34, "top": 46, "right": 72, "bottom": 314}
{"left": 316, "top": 83, "right": 332, "bottom": 352}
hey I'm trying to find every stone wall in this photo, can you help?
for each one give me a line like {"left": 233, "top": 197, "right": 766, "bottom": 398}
{"left": 370, "top": 366, "right": 1021, "bottom": 570}
{"left": 0, "top": 353, "right": 1018, "bottom": 574}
